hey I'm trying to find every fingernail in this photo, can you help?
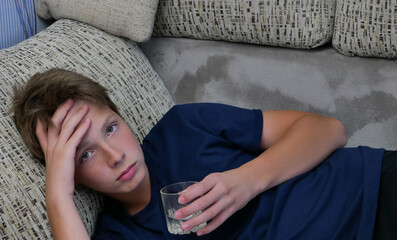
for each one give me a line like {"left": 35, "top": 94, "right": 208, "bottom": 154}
{"left": 197, "top": 231, "right": 203, "bottom": 236}
{"left": 178, "top": 196, "right": 185, "bottom": 204}
{"left": 174, "top": 211, "right": 182, "bottom": 219}
{"left": 181, "top": 223, "right": 189, "bottom": 230}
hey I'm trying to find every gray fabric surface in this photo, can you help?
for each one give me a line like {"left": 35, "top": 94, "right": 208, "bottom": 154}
{"left": 140, "top": 37, "right": 397, "bottom": 150}
{"left": 0, "top": 19, "right": 174, "bottom": 239}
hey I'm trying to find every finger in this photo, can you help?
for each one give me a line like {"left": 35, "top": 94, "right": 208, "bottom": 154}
{"left": 176, "top": 190, "right": 220, "bottom": 219}
{"left": 57, "top": 104, "right": 89, "bottom": 144}
{"left": 66, "top": 118, "right": 91, "bottom": 151}
{"left": 35, "top": 119, "right": 48, "bottom": 152}
{"left": 176, "top": 185, "right": 228, "bottom": 223}
{"left": 195, "top": 205, "right": 235, "bottom": 236}
{"left": 178, "top": 175, "right": 218, "bottom": 204}
{"left": 47, "top": 99, "right": 75, "bottom": 150}
{"left": 51, "top": 99, "right": 74, "bottom": 126}
{"left": 179, "top": 190, "right": 233, "bottom": 231}
{"left": 48, "top": 99, "right": 74, "bottom": 135}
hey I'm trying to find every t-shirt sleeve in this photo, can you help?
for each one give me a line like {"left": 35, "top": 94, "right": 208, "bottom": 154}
{"left": 156, "top": 103, "right": 263, "bottom": 155}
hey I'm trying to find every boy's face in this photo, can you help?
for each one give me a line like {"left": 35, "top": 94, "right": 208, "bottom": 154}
{"left": 72, "top": 102, "right": 147, "bottom": 198}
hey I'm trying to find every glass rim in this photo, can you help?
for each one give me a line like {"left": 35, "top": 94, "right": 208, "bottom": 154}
{"left": 160, "top": 181, "right": 198, "bottom": 195}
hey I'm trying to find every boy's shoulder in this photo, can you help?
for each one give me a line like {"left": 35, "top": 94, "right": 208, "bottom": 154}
{"left": 166, "top": 102, "right": 255, "bottom": 120}
{"left": 162, "top": 103, "right": 226, "bottom": 123}
{"left": 167, "top": 102, "right": 228, "bottom": 113}
{"left": 153, "top": 103, "right": 262, "bottom": 141}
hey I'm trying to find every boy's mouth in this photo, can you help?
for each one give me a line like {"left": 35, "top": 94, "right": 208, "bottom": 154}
{"left": 117, "top": 163, "right": 137, "bottom": 182}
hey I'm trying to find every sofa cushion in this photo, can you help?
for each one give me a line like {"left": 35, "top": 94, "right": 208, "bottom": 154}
{"left": 333, "top": 0, "right": 397, "bottom": 58}
{"left": 153, "top": 0, "right": 335, "bottom": 49}
{"left": 0, "top": 19, "right": 174, "bottom": 239}
{"left": 36, "top": 0, "right": 159, "bottom": 42}
{"left": 141, "top": 37, "right": 397, "bottom": 151}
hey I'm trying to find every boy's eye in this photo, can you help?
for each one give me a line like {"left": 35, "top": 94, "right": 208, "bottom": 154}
{"left": 106, "top": 124, "right": 118, "bottom": 134}
{"left": 80, "top": 151, "right": 93, "bottom": 162}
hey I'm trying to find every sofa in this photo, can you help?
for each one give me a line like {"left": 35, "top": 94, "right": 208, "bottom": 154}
{"left": 0, "top": 0, "right": 396, "bottom": 239}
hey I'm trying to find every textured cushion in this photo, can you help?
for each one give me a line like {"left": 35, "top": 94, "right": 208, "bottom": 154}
{"left": 333, "top": 0, "right": 397, "bottom": 58}
{"left": 36, "top": 0, "right": 159, "bottom": 42}
{"left": 153, "top": 0, "right": 335, "bottom": 49}
{"left": 0, "top": 19, "right": 174, "bottom": 239}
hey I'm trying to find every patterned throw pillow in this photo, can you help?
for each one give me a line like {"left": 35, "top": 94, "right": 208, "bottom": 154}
{"left": 153, "top": 0, "right": 336, "bottom": 49}
{"left": 35, "top": 0, "right": 159, "bottom": 42}
{"left": 0, "top": 19, "right": 174, "bottom": 239}
{"left": 333, "top": 0, "right": 397, "bottom": 58}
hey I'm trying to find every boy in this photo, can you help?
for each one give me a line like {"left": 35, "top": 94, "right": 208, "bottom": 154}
{"left": 11, "top": 69, "right": 395, "bottom": 239}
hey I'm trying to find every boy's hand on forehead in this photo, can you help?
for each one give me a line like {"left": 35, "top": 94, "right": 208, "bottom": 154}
{"left": 36, "top": 99, "right": 91, "bottom": 199}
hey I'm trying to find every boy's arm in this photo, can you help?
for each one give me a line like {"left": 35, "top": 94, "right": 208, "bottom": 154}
{"left": 253, "top": 110, "right": 348, "bottom": 191}
{"left": 36, "top": 99, "right": 91, "bottom": 240}
{"left": 46, "top": 196, "right": 90, "bottom": 240}
{"left": 175, "top": 110, "right": 347, "bottom": 236}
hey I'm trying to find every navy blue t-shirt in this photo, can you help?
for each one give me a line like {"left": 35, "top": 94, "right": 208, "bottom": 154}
{"left": 92, "top": 103, "right": 384, "bottom": 240}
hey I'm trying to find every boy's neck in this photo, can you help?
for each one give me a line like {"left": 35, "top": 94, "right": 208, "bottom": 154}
{"left": 112, "top": 166, "right": 152, "bottom": 216}
{"left": 127, "top": 171, "right": 151, "bottom": 215}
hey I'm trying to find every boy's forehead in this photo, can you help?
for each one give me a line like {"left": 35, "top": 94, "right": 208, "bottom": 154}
{"left": 73, "top": 102, "right": 117, "bottom": 142}
{"left": 68, "top": 100, "right": 113, "bottom": 123}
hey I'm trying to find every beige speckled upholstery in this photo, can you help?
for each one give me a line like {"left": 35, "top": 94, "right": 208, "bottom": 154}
{"left": 153, "top": 0, "right": 336, "bottom": 49}
{"left": 333, "top": 0, "right": 397, "bottom": 58}
{"left": 36, "top": 0, "right": 159, "bottom": 42}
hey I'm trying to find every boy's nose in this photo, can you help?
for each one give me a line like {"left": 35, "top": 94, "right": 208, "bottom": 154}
{"left": 102, "top": 143, "right": 125, "bottom": 167}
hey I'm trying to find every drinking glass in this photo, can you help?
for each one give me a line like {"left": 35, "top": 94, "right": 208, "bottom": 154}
{"left": 160, "top": 181, "right": 207, "bottom": 235}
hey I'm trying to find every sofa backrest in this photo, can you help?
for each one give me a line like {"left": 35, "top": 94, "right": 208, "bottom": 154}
{"left": 153, "top": 0, "right": 397, "bottom": 58}
{"left": 34, "top": 0, "right": 397, "bottom": 58}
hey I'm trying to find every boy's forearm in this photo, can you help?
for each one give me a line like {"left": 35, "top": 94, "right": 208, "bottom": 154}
{"left": 46, "top": 195, "right": 90, "bottom": 240}
{"left": 242, "top": 114, "right": 347, "bottom": 195}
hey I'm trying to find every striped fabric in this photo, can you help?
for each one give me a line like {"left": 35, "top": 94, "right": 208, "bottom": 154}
{"left": 0, "top": 0, "right": 37, "bottom": 49}
{"left": 0, "top": 19, "right": 174, "bottom": 239}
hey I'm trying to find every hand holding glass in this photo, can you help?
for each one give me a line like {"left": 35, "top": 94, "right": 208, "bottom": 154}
{"left": 160, "top": 181, "right": 207, "bottom": 235}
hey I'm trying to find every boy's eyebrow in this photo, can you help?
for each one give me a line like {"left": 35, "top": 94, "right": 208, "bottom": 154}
{"left": 101, "top": 113, "right": 117, "bottom": 132}
{"left": 76, "top": 113, "right": 117, "bottom": 153}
